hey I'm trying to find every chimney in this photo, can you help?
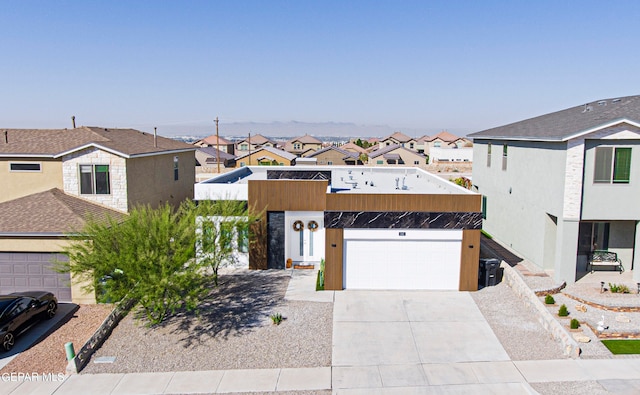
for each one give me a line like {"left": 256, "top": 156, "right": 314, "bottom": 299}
{"left": 154, "top": 127, "right": 157, "bottom": 148}
{"left": 71, "top": 116, "right": 76, "bottom": 128}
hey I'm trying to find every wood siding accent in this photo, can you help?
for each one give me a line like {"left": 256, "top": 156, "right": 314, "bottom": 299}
{"left": 248, "top": 180, "right": 328, "bottom": 269}
{"left": 459, "top": 229, "right": 480, "bottom": 291}
{"left": 248, "top": 180, "right": 328, "bottom": 212}
{"left": 326, "top": 193, "right": 480, "bottom": 213}
{"left": 324, "top": 228, "right": 344, "bottom": 290}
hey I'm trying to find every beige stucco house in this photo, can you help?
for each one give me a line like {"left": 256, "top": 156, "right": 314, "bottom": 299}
{"left": 235, "top": 134, "right": 278, "bottom": 153}
{"left": 307, "top": 146, "right": 362, "bottom": 166}
{"left": 235, "top": 146, "right": 297, "bottom": 167}
{"left": 368, "top": 144, "right": 428, "bottom": 168}
{"left": 0, "top": 126, "right": 196, "bottom": 303}
{"left": 283, "top": 134, "right": 323, "bottom": 156}
{"left": 379, "top": 132, "right": 418, "bottom": 151}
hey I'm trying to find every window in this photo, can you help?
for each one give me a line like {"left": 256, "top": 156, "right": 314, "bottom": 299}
{"left": 240, "top": 162, "right": 246, "bottom": 167}
{"left": 481, "top": 196, "right": 487, "bottom": 219}
{"left": 80, "top": 165, "right": 110, "bottom": 195}
{"left": 294, "top": 143, "right": 301, "bottom": 150}
{"left": 173, "top": 156, "right": 179, "bottom": 181}
{"left": 327, "top": 161, "right": 333, "bottom": 165}
{"left": 434, "top": 141, "right": 441, "bottom": 147}
{"left": 487, "top": 143, "right": 491, "bottom": 167}
{"left": 10, "top": 162, "right": 41, "bottom": 172}
{"left": 240, "top": 143, "right": 248, "bottom": 150}
{"left": 409, "top": 143, "right": 414, "bottom": 149}
{"left": 502, "top": 144, "right": 508, "bottom": 171}
{"left": 594, "top": 147, "right": 631, "bottom": 184}
{"left": 376, "top": 160, "right": 383, "bottom": 164}
{"left": 414, "top": 160, "right": 420, "bottom": 165}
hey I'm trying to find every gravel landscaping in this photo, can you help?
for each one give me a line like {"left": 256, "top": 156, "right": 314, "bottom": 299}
{"left": 471, "top": 282, "right": 567, "bottom": 361}
{"left": 83, "top": 270, "right": 333, "bottom": 373}
{"left": 0, "top": 304, "right": 112, "bottom": 374}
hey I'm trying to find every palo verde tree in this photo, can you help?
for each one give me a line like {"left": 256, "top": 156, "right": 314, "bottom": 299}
{"left": 60, "top": 201, "right": 209, "bottom": 325}
{"left": 194, "top": 199, "right": 259, "bottom": 286}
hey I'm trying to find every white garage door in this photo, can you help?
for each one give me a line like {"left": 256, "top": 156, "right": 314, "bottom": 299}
{"left": 344, "top": 229, "right": 462, "bottom": 290}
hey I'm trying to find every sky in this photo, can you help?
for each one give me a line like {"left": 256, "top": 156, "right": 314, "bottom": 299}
{"left": 2, "top": 1, "right": 640, "bottom": 137}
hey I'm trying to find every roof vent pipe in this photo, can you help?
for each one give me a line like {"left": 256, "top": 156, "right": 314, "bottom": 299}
{"left": 71, "top": 116, "right": 76, "bottom": 128}
{"left": 154, "top": 127, "right": 158, "bottom": 148}
{"left": 4, "top": 130, "right": 7, "bottom": 144}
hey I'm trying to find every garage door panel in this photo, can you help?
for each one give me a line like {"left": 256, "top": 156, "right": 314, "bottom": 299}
{"left": 0, "top": 253, "right": 71, "bottom": 302}
{"left": 344, "top": 235, "right": 462, "bottom": 290}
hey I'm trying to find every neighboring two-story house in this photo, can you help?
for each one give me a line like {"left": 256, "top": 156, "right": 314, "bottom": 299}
{"left": 379, "top": 132, "right": 417, "bottom": 151}
{"left": 307, "top": 146, "right": 362, "bottom": 166}
{"left": 283, "top": 134, "right": 323, "bottom": 157}
{"left": 368, "top": 145, "right": 427, "bottom": 168}
{"left": 469, "top": 96, "right": 640, "bottom": 284}
{"left": 235, "top": 146, "right": 297, "bottom": 167}
{"left": 0, "top": 127, "right": 196, "bottom": 302}
{"left": 193, "top": 135, "right": 235, "bottom": 156}
{"left": 235, "top": 134, "right": 278, "bottom": 153}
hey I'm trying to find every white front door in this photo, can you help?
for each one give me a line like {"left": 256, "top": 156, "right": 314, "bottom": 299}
{"left": 290, "top": 218, "right": 322, "bottom": 262}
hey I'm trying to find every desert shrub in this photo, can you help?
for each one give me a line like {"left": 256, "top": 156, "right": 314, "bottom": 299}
{"left": 609, "top": 283, "right": 630, "bottom": 293}
{"left": 270, "top": 312, "right": 283, "bottom": 325}
{"left": 558, "top": 304, "right": 569, "bottom": 317}
{"left": 544, "top": 294, "right": 555, "bottom": 304}
{"left": 570, "top": 318, "right": 580, "bottom": 329}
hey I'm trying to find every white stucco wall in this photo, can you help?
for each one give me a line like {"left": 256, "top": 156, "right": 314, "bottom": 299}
{"left": 62, "top": 148, "right": 128, "bottom": 212}
{"left": 473, "top": 140, "right": 567, "bottom": 271}
{"left": 430, "top": 147, "right": 473, "bottom": 162}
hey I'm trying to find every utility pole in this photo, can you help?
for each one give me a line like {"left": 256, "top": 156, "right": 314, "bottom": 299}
{"left": 214, "top": 117, "right": 220, "bottom": 173}
{"left": 248, "top": 132, "right": 251, "bottom": 165}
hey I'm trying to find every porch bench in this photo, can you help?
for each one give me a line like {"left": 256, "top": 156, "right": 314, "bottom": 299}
{"left": 588, "top": 250, "right": 624, "bottom": 274}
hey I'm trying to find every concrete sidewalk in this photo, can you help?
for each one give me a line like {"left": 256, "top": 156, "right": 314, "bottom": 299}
{"left": 3, "top": 360, "right": 640, "bottom": 394}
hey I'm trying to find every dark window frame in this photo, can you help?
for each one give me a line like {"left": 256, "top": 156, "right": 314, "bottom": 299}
{"left": 9, "top": 162, "right": 41, "bottom": 172}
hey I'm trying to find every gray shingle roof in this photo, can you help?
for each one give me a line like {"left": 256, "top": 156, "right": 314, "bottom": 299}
{"left": 307, "top": 146, "right": 359, "bottom": 159}
{"left": 0, "top": 126, "right": 194, "bottom": 157}
{"left": 469, "top": 95, "right": 640, "bottom": 141}
{"left": 235, "top": 146, "right": 297, "bottom": 161}
{"left": 0, "top": 188, "right": 126, "bottom": 234}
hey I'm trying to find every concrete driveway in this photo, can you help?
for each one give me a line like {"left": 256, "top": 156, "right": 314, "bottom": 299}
{"left": 0, "top": 302, "right": 78, "bottom": 369}
{"left": 332, "top": 291, "right": 536, "bottom": 394}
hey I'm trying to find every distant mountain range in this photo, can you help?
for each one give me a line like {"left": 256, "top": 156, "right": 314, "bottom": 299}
{"left": 147, "top": 121, "right": 471, "bottom": 140}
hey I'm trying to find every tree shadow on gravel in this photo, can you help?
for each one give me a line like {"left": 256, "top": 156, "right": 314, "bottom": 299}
{"left": 143, "top": 270, "right": 290, "bottom": 348}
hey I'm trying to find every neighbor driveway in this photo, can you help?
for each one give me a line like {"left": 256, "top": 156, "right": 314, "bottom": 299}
{"left": 332, "top": 290, "right": 536, "bottom": 394}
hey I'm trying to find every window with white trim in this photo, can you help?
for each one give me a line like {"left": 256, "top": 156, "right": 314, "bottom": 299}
{"left": 594, "top": 147, "right": 631, "bottom": 184}
{"left": 173, "top": 156, "right": 179, "bottom": 181}
{"left": 80, "top": 164, "right": 110, "bottom": 195}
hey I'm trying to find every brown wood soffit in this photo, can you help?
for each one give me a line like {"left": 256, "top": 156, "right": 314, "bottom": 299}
{"left": 324, "top": 211, "right": 482, "bottom": 230}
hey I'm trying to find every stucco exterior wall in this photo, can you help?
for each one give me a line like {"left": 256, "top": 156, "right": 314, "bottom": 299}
{"left": 0, "top": 237, "right": 71, "bottom": 252}
{"left": 126, "top": 151, "right": 195, "bottom": 210}
{"left": 368, "top": 149, "right": 427, "bottom": 168}
{"left": 62, "top": 148, "right": 128, "bottom": 212}
{"left": 236, "top": 152, "right": 293, "bottom": 167}
{"left": 472, "top": 140, "right": 567, "bottom": 270}
{"left": 1, "top": 158, "right": 63, "bottom": 203}
{"left": 313, "top": 150, "right": 352, "bottom": 165}
{"left": 582, "top": 139, "right": 640, "bottom": 220}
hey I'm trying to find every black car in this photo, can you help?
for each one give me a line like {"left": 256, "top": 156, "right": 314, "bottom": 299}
{"left": 0, "top": 291, "right": 57, "bottom": 351}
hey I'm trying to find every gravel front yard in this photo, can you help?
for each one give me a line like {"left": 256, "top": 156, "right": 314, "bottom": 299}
{"left": 471, "top": 282, "right": 567, "bottom": 361}
{"left": 0, "top": 304, "right": 112, "bottom": 374}
{"left": 83, "top": 270, "right": 333, "bottom": 373}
